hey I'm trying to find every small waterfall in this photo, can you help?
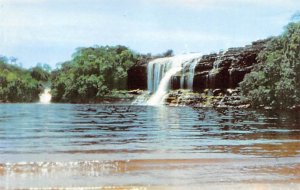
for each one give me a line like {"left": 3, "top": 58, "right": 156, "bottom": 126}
{"left": 179, "top": 58, "right": 199, "bottom": 89}
{"left": 180, "top": 63, "right": 187, "bottom": 89}
{"left": 147, "top": 53, "right": 202, "bottom": 106}
{"left": 39, "top": 88, "right": 52, "bottom": 104}
{"left": 187, "top": 58, "right": 199, "bottom": 89}
{"left": 207, "top": 51, "right": 226, "bottom": 89}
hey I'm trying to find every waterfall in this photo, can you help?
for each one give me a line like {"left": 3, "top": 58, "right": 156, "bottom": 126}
{"left": 147, "top": 58, "right": 174, "bottom": 93}
{"left": 147, "top": 53, "right": 202, "bottom": 106}
{"left": 39, "top": 88, "right": 52, "bottom": 104}
{"left": 147, "top": 66, "right": 183, "bottom": 105}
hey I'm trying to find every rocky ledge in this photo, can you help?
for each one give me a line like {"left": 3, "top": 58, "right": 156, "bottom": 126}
{"left": 164, "top": 89, "right": 250, "bottom": 108}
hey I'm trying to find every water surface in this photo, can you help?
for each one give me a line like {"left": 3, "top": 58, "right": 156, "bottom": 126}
{"left": 0, "top": 104, "right": 299, "bottom": 189}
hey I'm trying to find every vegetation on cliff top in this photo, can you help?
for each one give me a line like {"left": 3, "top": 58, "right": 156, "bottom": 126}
{"left": 240, "top": 21, "right": 300, "bottom": 109}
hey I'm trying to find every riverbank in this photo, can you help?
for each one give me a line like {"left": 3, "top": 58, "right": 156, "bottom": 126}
{"left": 4, "top": 88, "right": 299, "bottom": 110}
{"left": 164, "top": 88, "right": 249, "bottom": 108}
{"left": 49, "top": 89, "right": 249, "bottom": 108}
{"left": 89, "top": 89, "right": 281, "bottom": 110}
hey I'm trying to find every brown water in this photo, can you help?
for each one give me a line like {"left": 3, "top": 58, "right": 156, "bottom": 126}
{"left": 0, "top": 104, "right": 299, "bottom": 189}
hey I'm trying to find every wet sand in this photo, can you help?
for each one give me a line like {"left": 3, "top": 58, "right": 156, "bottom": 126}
{"left": 1, "top": 157, "right": 300, "bottom": 189}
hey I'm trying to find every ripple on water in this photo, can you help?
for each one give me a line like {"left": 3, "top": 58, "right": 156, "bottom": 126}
{"left": 0, "top": 104, "right": 299, "bottom": 188}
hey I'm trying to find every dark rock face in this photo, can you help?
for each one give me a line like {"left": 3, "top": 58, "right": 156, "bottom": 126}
{"left": 128, "top": 39, "right": 269, "bottom": 91}
{"left": 192, "top": 39, "right": 269, "bottom": 90}
{"left": 127, "top": 59, "right": 148, "bottom": 90}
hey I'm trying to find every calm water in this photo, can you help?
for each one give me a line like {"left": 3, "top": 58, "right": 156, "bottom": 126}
{"left": 0, "top": 104, "right": 300, "bottom": 189}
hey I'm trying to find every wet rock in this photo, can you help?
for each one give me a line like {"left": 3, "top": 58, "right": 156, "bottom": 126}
{"left": 166, "top": 90, "right": 204, "bottom": 106}
{"left": 213, "top": 89, "right": 223, "bottom": 96}
{"left": 194, "top": 54, "right": 216, "bottom": 73}
{"left": 170, "top": 76, "right": 181, "bottom": 90}
{"left": 226, "top": 88, "right": 240, "bottom": 96}
{"left": 193, "top": 71, "right": 209, "bottom": 91}
{"left": 164, "top": 90, "right": 250, "bottom": 108}
{"left": 128, "top": 89, "right": 144, "bottom": 95}
{"left": 237, "top": 104, "right": 251, "bottom": 109}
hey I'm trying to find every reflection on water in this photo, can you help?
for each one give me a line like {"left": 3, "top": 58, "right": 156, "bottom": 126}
{"left": 0, "top": 104, "right": 299, "bottom": 188}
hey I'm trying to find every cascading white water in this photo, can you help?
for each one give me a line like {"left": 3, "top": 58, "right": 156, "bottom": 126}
{"left": 187, "top": 58, "right": 199, "bottom": 89}
{"left": 39, "top": 88, "right": 52, "bottom": 104}
{"left": 147, "top": 66, "right": 183, "bottom": 105}
{"left": 179, "top": 58, "right": 199, "bottom": 89}
{"left": 147, "top": 58, "right": 173, "bottom": 93}
{"left": 147, "top": 53, "right": 202, "bottom": 106}
{"left": 207, "top": 51, "right": 226, "bottom": 88}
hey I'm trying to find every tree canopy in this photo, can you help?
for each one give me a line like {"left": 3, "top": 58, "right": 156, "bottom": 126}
{"left": 50, "top": 45, "right": 139, "bottom": 103}
{"left": 240, "top": 21, "right": 300, "bottom": 109}
{"left": 0, "top": 57, "right": 49, "bottom": 102}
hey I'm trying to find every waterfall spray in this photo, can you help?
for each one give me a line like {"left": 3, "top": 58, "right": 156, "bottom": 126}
{"left": 39, "top": 88, "right": 52, "bottom": 104}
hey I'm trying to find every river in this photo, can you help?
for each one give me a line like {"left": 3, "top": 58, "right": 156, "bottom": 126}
{"left": 0, "top": 104, "right": 299, "bottom": 189}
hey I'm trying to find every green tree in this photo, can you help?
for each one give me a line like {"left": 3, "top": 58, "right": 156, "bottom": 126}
{"left": 30, "top": 63, "right": 51, "bottom": 82}
{"left": 162, "top": 49, "right": 174, "bottom": 57}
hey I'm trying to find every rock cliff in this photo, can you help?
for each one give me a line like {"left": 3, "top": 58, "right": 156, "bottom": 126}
{"left": 127, "top": 39, "right": 269, "bottom": 91}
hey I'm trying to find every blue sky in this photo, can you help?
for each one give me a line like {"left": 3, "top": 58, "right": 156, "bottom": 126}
{"left": 0, "top": 0, "right": 299, "bottom": 68}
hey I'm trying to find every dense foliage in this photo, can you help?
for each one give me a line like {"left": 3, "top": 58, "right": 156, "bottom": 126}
{"left": 30, "top": 63, "right": 51, "bottom": 82}
{"left": 240, "top": 21, "right": 300, "bottom": 109}
{"left": 0, "top": 57, "right": 49, "bottom": 102}
{"left": 51, "top": 45, "right": 138, "bottom": 102}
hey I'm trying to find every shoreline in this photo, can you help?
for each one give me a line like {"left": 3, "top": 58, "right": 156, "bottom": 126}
{"left": 5, "top": 183, "right": 298, "bottom": 190}
{"left": 2, "top": 89, "right": 300, "bottom": 111}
